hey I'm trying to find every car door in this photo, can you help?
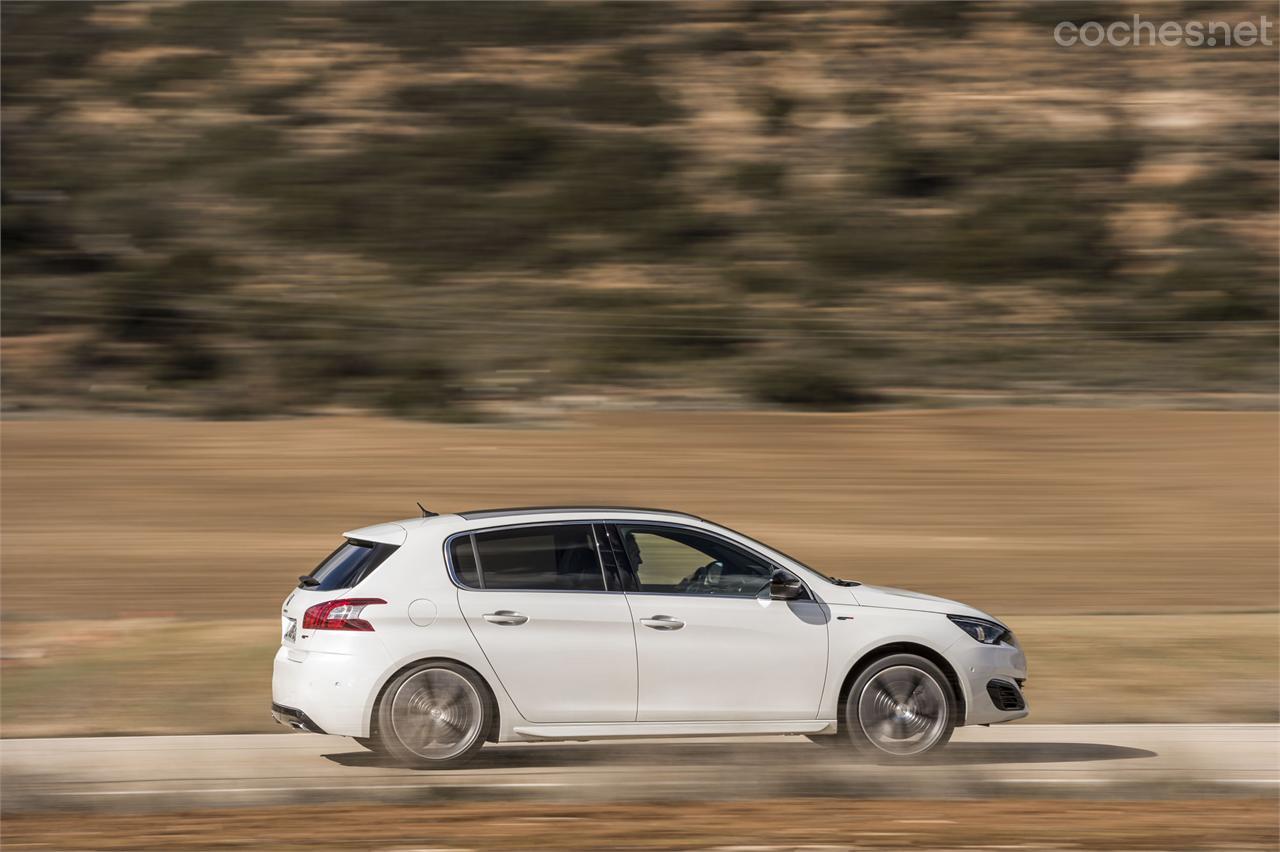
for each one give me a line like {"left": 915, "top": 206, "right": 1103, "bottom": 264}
{"left": 453, "top": 522, "right": 638, "bottom": 723}
{"left": 610, "top": 523, "right": 829, "bottom": 722}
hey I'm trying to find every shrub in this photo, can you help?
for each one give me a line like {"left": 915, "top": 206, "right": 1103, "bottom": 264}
{"left": 376, "top": 360, "right": 470, "bottom": 420}
{"left": 938, "top": 184, "right": 1118, "bottom": 283}
{"left": 881, "top": 1, "right": 974, "bottom": 37}
{"left": 1166, "top": 165, "right": 1279, "bottom": 217}
{"left": 731, "top": 161, "right": 787, "bottom": 198}
{"left": 745, "top": 359, "right": 883, "bottom": 409}
{"left": 756, "top": 89, "right": 796, "bottom": 135}
{"left": 568, "top": 72, "right": 683, "bottom": 126}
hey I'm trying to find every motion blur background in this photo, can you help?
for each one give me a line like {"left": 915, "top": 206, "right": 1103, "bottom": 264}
{"left": 1, "top": 1, "right": 1277, "bottom": 847}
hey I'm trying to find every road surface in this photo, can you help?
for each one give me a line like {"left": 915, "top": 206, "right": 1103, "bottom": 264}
{"left": 3, "top": 724, "right": 1276, "bottom": 811}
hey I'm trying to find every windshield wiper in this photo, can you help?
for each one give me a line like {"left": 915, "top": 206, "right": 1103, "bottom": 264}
{"left": 297, "top": 575, "right": 320, "bottom": 588}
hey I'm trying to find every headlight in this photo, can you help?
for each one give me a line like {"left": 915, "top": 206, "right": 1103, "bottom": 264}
{"left": 947, "top": 614, "right": 1010, "bottom": 645}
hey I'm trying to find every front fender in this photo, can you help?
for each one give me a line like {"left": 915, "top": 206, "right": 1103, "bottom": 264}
{"left": 819, "top": 605, "right": 967, "bottom": 721}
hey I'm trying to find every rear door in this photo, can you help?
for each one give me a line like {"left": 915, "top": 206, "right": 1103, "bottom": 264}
{"left": 453, "top": 523, "right": 638, "bottom": 723}
{"left": 612, "top": 523, "right": 829, "bottom": 722}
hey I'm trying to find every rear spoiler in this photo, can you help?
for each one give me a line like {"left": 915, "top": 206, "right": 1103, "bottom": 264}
{"left": 340, "top": 521, "right": 408, "bottom": 546}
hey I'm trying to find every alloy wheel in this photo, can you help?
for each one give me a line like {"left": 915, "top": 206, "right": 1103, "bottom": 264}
{"left": 389, "top": 668, "right": 484, "bottom": 760}
{"left": 856, "top": 664, "right": 949, "bottom": 756}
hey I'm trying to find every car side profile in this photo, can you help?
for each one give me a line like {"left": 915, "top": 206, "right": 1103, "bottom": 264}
{"left": 272, "top": 507, "right": 1028, "bottom": 767}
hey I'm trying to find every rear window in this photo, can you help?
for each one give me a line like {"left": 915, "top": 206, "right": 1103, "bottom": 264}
{"left": 301, "top": 539, "right": 399, "bottom": 591}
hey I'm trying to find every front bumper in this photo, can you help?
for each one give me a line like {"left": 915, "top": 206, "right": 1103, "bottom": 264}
{"left": 948, "top": 638, "right": 1029, "bottom": 726}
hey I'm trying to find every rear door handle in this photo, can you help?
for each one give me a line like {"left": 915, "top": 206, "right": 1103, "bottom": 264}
{"left": 482, "top": 610, "right": 528, "bottom": 625}
{"left": 640, "top": 615, "right": 684, "bottom": 630}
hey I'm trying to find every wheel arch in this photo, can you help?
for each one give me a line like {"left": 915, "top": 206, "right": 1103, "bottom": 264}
{"left": 367, "top": 656, "right": 502, "bottom": 743}
{"left": 837, "top": 642, "right": 967, "bottom": 727}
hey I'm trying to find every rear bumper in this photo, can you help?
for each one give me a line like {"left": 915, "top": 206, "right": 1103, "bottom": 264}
{"left": 271, "top": 702, "right": 328, "bottom": 734}
{"left": 271, "top": 644, "right": 385, "bottom": 737}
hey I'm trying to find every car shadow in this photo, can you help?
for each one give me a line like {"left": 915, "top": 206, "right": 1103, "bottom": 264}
{"left": 925, "top": 742, "right": 1156, "bottom": 765}
{"left": 322, "top": 740, "right": 1156, "bottom": 771}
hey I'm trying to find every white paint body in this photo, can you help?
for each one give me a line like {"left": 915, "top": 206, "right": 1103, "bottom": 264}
{"left": 272, "top": 509, "right": 1028, "bottom": 741}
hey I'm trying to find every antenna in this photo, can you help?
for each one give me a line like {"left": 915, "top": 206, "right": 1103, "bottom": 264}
{"left": 417, "top": 502, "right": 438, "bottom": 518}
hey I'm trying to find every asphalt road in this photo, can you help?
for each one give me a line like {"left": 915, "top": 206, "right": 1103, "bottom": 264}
{"left": 3, "top": 725, "right": 1276, "bottom": 812}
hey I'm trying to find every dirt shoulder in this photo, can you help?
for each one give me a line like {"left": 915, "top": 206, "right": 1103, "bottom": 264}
{"left": 4, "top": 798, "right": 1277, "bottom": 850}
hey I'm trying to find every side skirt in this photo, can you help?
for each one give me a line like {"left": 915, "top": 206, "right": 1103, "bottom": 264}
{"left": 509, "top": 719, "right": 837, "bottom": 741}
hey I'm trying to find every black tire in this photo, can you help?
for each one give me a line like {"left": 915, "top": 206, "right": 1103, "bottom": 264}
{"left": 842, "top": 653, "right": 956, "bottom": 761}
{"left": 374, "top": 661, "right": 493, "bottom": 769}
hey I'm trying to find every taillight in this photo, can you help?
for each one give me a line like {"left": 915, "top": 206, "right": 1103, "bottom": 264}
{"left": 302, "top": 598, "right": 386, "bottom": 632}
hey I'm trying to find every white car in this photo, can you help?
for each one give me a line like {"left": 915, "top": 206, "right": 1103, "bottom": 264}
{"left": 272, "top": 506, "right": 1027, "bottom": 767}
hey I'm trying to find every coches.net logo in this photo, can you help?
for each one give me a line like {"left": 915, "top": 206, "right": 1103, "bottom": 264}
{"left": 1054, "top": 14, "right": 1274, "bottom": 48}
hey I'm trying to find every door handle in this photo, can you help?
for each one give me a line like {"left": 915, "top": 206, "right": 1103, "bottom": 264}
{"left": 640, "top": 615, "right": 684, "bottom": 631}
{"left": 482, "top": 610, "right": 528, "bottom": 625}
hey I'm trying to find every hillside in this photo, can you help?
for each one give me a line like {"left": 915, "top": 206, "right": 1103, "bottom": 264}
{"left": 3, "top": 1, "right": 1277, "bottom": 417}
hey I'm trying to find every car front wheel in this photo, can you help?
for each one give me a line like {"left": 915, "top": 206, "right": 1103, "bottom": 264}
{"left": 843, "top": 653, "right": 957, "bottom": 760}
{"left": 375, "top": 661, "right": 492, "bottom": 769}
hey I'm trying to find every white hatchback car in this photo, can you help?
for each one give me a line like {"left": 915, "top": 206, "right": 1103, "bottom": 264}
{"left": 272, "top": 507, "right": 1027, "bottom": 767}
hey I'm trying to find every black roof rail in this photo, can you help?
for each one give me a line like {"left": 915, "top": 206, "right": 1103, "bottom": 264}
{"left": 455, "top": 505, "right": 708, "bottom": 522}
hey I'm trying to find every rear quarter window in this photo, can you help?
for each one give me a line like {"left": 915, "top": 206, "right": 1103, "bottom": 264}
{"left": 302, "top": 539, "right": 399, "bottom": 591}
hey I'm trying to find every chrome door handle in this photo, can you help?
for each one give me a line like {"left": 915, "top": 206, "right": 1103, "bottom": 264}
{"left": 482, "top": 610, "right": 528, "bottom": 625}
{"left": 640, "top": 615, "right": 684, "bottom": 631}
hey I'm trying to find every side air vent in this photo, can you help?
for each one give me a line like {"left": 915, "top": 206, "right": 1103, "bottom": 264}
{"left": 986, "top": 679, "right": 1026, "bottom": 712}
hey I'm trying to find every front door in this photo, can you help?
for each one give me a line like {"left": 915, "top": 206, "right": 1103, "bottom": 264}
{"left": 614, "top": 523, "right": 829, "bottom": 722}
{"left": 454, "top": 523, "right": 637, "bottom": 723}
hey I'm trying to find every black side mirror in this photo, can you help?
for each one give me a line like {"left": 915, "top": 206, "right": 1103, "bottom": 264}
{"left": 769, "top": 569, "right": 804, "bottom": 601}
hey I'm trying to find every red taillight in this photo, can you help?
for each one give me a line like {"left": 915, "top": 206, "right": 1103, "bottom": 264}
{"left": 302, "top": 598, "right": 386, "bottom": 632}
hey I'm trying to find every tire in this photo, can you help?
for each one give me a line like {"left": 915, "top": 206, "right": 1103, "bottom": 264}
{"left": 374, "top": 661, "right": 493, "bottom": 769}
{"left": 842, "top": 653, "right": 956, "bottom": 761}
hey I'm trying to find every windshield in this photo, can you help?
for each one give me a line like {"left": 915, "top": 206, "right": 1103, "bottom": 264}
{"left": 714, "top": 523, "right": 860, "bottom": 587}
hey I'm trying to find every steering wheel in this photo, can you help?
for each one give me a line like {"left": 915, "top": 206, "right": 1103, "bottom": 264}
{"left": 674, "top": 561, "right": 720, "bottom": 593}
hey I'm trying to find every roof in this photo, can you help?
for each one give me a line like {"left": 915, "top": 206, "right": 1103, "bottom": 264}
{"left": 455, "top": 505, "right": 708, "bottom": 522}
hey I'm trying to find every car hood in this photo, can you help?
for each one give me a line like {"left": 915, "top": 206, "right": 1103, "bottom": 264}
{"left": 851, "top": 583, "right": 1001, "bottom": 623}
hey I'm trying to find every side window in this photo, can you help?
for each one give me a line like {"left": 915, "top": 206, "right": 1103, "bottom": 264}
{"left": 466, "top": 524, "right": 605, "bottom": 592}
{"left": 616, "top": 525, "right": 776, "bottom": 597}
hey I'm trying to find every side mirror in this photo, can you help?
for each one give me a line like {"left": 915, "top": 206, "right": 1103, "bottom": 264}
{"left": 769, "top": 569, "right": 804, "bottom": 601}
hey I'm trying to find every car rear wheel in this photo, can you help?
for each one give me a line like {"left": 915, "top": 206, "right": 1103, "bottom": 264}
{"left": 843, "top": 653, "right": 956, "bottom": 760}
{"left": 375, "top": 661, "right": 492, "bottom": 769}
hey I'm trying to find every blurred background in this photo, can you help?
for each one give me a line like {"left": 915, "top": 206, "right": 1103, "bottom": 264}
{"left": 3, "top": 1, "right": 1277, "bottom": 416}
{"left": 1, "top": 1, "right": 1277, "bottom": 847}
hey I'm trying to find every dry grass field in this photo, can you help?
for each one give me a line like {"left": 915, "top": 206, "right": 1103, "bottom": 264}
{"left": 2, "top": 409, "right": 1275, "bottom": 617}
{"left": 1, "top": 409, "right": 1276, "bottom": 734}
